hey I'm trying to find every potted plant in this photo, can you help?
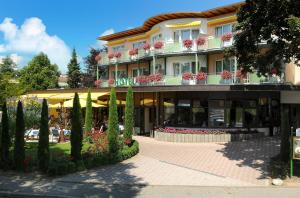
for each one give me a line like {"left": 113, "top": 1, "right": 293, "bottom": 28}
{"left": 114, "top": 52, "right": 122, "bottom": 59}
{"left": 195, "top": 72, "right": 207, "bottom": 84}
{"left": 129, "top": 48, "right": 138, "bottom": 60}
{"left": 142, "top": 43, "right": 151, "bottom": 54}
{"left": 269, "top": 67, "right": 280, "bottom": 83}
{"left": 220, "top": 70, "right": 232, "bottom": 84}
{"left": 94, "top": 79, "right": 102, "bottom": 88}
{"left": 183, "top": 39, "right": 193, "bottom": 50}
{"left": 182, "top": 72, "right": 194, "bottom": 85}
{"left": 108, "top": 79, "right": 115, "bottom": 86}
{"left": 108, "top": 53, "right": 115, "bottom": 62}
{"left": 154, "top": 41, "right": 163, "bottom": 53}
{"left": 221, "top": 32, "right": 233, "bottom": 42}
{"left": 235, "top": 69, "right": 243, "bottom": 84}
{"left": 196, "top": 37, "right": 206, "bottom": 46}
{"left": 136, "top": 75, "right": 148, "bottom": 86}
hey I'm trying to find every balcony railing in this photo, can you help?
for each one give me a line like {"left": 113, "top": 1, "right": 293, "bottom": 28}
{"left": 98, "top": 36, "right": 233, "bottom": 66}
{"left": 97, "top": 72, "right": 284, "bottom": 88}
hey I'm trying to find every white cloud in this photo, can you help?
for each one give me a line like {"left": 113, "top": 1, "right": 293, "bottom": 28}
{"left": 96, "top": 28, "right": 114, "bottom": 48}
{"left": 0, "top": 53, "right": 22, "bottom": 66}
{"left": 0, "top": 17, "right": 71, "bottom": 72}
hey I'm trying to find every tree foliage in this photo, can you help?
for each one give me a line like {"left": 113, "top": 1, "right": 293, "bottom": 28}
{"left": 0, "top": 102, "right": 11, "bottom": 168}
{"left": 107, "top": 87, "right": 119, "bottom": 154}
{"left": 124, "top": 87, "right": 134, "bottom": 144}
{"left": 38, "top": 99, "right": 49, "bottom": 171}
{"left": 67, "top": 49, "right": 81, "bottom": 88}
{"left": 233, "top": 0, "right": 300, "bottom": 75}
{"left": 19, "top": 53, "right": 60, "bottom": 91}
{"left": 0, "top": 56, "right": 16, "bottom": 76}
{"left": 70, "top": 93, "right": 83, "bottom": 161}
{"left": 14, "top": 101, "right": 25, "bottom": 171}
{"left": 84, "top": 90, "right": 93, "bottom": 134}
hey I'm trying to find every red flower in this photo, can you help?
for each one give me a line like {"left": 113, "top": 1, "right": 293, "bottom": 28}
{"left": 154, "top": 73, "right": 163, "bottom": 82}
{"left": 129, "top": 48, "right": 138, "bottom": 56}
{"left": 136, "top": 75, "right": 148, "bottom": 84}
{"left": 108, "top": 53, "right": 114, "bottom": 59}
{"left": 154, "top": 41, "right": 163, "bottom": 49}
{"left": 94, "top": 79, "right": 102, "bottom": 87}
{"left": 114, "top": 52, "right": 122, "bottom": 58}
{"left": 182, "top": 72, "right": 193, "bottom": 80}
{"left": 196, "top": 37, "right": 206, "bottom": 46}
{"left": 221, "top": 32, "right": 232, "bottom": 42}
{"left": 220, "top": 70, "right": 232, "bottom": 80}
{"left": 236, "top": 69, "right": 243, "bottom": 78}
{"left": 95, "top": 54, "right": 101, "bottom": 61}
{"left": 271, "top": 68, "right": 278, "bottom": 75}
{"left": 183, "top": 39, "right": 193, "bottom": 48}
{"left": 196, "top": 72, "right": 207, "bottom": 81}
{"left": 108, "top": 79, "right": 115, "bottom": 85}
{"left": 142, "top": 43, "right": 151, "bottom": 50}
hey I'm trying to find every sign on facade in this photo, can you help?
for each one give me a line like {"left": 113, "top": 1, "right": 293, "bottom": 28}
{"left": 293, "top": 137, "right": 300, "bottom": 160}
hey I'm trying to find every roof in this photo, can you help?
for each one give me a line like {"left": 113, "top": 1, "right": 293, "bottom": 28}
{"left": 98, "top": 2, "right": 244, "bottom": 41}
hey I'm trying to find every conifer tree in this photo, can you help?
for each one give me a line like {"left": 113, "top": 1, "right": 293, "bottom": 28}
{"left": 124, "top": 87, "right": 134, "bottom": 145}
{"left": 67, "top": 49, "right": 81, "bottom": 88}
{"left": 14, "top": 101, "right": 25, "bottom": 171}
{"left": 84, "top": 90, "right": 93, "bottom": 135}
{"left": 70, "top": 93, "right": 83, "bottom": 161}
{"left": 107, "top": 87, "right": 119, "bottom": 154}
{"left": 38, "top": 99, "right": 49, "bottom": 171}
{"left": 0, "top": 102, "right": 11, "bottom": 168}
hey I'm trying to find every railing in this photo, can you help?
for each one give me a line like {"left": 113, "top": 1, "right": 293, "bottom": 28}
{"left": 97, "top": 73, "right": 284, "bottom": 88}
{"left": 98, "top": 36, "right": 232, "bottom": 66}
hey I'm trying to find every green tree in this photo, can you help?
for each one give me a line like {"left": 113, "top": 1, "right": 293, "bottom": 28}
{"left": 38, "top": 99, "right": 49, "bottom": 171}
{"left": 70, "top": 93, "right": 83, "bottom": 161}
{"left": 0, "top": 56, "right": 16, "bottom": 76}
{"left": 124, "top": 87, "right": 134, "bottom": 144}
{"left": 67, "top": 49, "right": 81, "bottom": 88}
{"left": 107, "top": 87, "right": 119, "bottom": 154}
{"left": 19, "top": 53, "right": 60, "bottom": 91}
{"left": 233, "top": 0, "right": 300, "bottom": 75}
{"left": 0, "top": 102, "right": 11, "bottom": 169}
{"left": 84, "top": 90, "right": 93, "bottom": 135}
{"left": 14, "top": 101, "right": 25, "bottom": 171}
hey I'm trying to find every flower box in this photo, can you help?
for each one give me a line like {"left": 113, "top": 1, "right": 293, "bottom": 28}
{"left": 183, "top": 39, "right": 193, "bottom": 49}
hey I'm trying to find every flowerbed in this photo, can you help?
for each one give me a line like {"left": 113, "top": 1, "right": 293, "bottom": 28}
{"left": 156, "top": 128, "right": 226, "bottom": 134}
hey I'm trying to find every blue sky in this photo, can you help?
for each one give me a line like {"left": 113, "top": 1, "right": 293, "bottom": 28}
{"left": 0, "top": 0, "right": 241, "bottom": 73}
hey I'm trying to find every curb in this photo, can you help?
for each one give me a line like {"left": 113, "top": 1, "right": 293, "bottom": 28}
{"left": 0, "top": 191, "right": 74, "bottom": 198}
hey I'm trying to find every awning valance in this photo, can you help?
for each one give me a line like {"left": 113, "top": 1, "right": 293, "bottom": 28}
{"left": 207, "top": 15, "right": 237, "bottom": 26}
{"left": 166, "top": 21, "right": 201, "bottom": 28}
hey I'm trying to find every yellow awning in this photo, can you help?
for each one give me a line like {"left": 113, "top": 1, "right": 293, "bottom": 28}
{"left": 48, "top": 93, "right": 75, "bottom": 100}
{"left": 49, "top": 99, "right": 104, "bottom": 108}
{"left": 79, "top": 92, "right": 108, "bottom": 100}
{"left": 21, "top": 93, "right": 58, "bottom": 99}
{"left": 207, "top": 15, "right": 237, "bottom": 26}
{"left": 166, "top": 21, "right": 201, "bottom": 28}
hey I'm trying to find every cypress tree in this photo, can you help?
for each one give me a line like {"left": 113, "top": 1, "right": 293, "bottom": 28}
{"left": 124, "top": 87, "right": 134, "bottom": 145}
{"left": 108, "top": 87, "right": 119, "bottom": 154}
{"left": 14, "top": 101, "right": 25, "bottom": 171}
{"left": 67, "top": 49, "right": 81, "bottom": 88}
{"left": 84, "top": 90, "right": 93, "bottom": 135}
{"left": 1, "top": 102, "right": 11, "bottom": 168}
{"left": 70, "top": 92, "right": 83, "bottom": 161}
{"left": 38, "top": 99, "right": 49, "bottom": 171}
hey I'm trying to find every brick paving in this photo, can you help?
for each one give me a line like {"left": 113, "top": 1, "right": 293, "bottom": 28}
{"left": 59, "top": 136, "right": 280, "bottom": 186}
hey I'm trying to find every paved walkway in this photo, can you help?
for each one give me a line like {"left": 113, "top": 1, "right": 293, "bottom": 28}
{"left": 59, "top": 136, "right": 280, "bottom": 186}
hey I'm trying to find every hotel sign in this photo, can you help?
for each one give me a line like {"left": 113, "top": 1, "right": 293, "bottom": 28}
{"left": 115, "top": 78, "right": 135, "bottom": 87}
{"left": 293, "top": 137, "right": 300, "bottom": 160}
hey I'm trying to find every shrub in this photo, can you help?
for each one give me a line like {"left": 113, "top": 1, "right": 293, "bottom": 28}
{"left": 38, "top": 99, "right": 50, "bottom": 172}
{"left": 108, "top": 87, "right": 119, "bottom": 155}
{"left": 14, "top": 101, "right": 25, "bottom": 171}
{"left": 47, "top": 157, "right": 76, "bottom": 176}
{"left": 84, "top": 90, "right": 93, "bottom": 135}
{"left": 70, "top": 93, "right": 83, "bottom": 162}
{"left": 1, "top": 102, "right": 11, "bottom": 169}
{"left": 121, "top": 140, "right": 139, "bottom": 161}
{"left": 124, "top": 87, "right": 134, "bottom": 145}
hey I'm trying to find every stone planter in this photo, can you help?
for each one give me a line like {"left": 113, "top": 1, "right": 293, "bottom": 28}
{"left": 182, "top": 79, "right": 196, "bottom": 85}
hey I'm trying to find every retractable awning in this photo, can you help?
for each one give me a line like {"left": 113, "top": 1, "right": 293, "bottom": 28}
{"left": 166, "top": 21, "right": 201, "bottom": 28}
{"left": 49, "top": 98, "right": 105, "bottom": 108}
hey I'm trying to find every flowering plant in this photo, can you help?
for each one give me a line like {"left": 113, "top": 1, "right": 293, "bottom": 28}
{"left": 157, "top": 128, "right": 226, "bottom": 134}
{"left": 220, "top": 70, "right": 232, "bottom": 80}
{"left": 95, "top": 54, "right": 101, "bottom": 62}
{"left": 94, "top": 79, "right": 102, "bottom": 87}
{"left": 148, "top": 73, "right": 163, "bottom": 82}
{"left": 129, "top": 48, "right": 138, "bottom": 56}
{"left": 182, "top": 72, "right": 193, "bottom": 80}
{"left": 154, "top": 41, "right": 163, "bottom": 49}
{"left": 271, "top": 68, "right": 278, "bottom": 75}
{"left": 114, "top": 52, "right": 122, "bottom": 58}
{"left": 236, "top": 69, "right": 243, "bottom": 78}
{"left": 142, "top": 43, "right": 151, "bottom": 50}
{"left": 183, "top": 39, "right": 193, "bottom": 49}
{"left": 108, "top": 53, "right": 114, "bottom": 59}
{"left": 195, "top": 72, "right": 207, "bottom": 81}
{"left": 86, "top": 131, "right": 109, "bottom": 153}
{"left": 221, "top": 32, "right": 232, "bottom": 42}
{"left": 136, "top": 75, "right": 149, "bottom": 84}
{"left": 108, "top": 79, "right": 115, "bottom": 85}
{"left": 196, "top": 37, "right": 206, "bottom": 46}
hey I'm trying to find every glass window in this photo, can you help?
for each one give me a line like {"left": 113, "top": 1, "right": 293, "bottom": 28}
{"left": 133, "top": 41, "right": 146, "bottom": 49}
{"left": 152, "top": 34, "right": 162, "bottom": 44}
{"left": 223, "top": 24, "right": 232, "bottom": 33}
{"left": 132, "top": 68, "right": 149, "bottom": 77}
{"left": 208, "top": 100, "right": 225, "bottom": 127}
{"left": 216, "top": 60, "right": 223, "bottom": 73}
{"left": 173, "top": 63, "right": 180, "bottom": 76}
{"left": 192, "top": 100, "right": 208, "bottom": 127}
{"left": 215, "top": 26, "right": 223, "bottom": 37}
{"left": 191, "top": 29, "right": 200, "bottom": 40}
{"left": 112, "top": 45, "right": 125, "bottom": 52}
{"left": 191, "top": 62, "right": 196, "bottom": 74}
{"left": 181, "top": 62, "right": 191, "bottom": 73}
{"left": 155, "top": 64, "right": 164, "bottom": 74}
{"left": 178, "top": 100, "right": 191, "bottom": 107}
{"left": 223, "top": 59, "right": 231, "bottom": 71}
{"left": 112, "top": 70, "right": 127, "bottom": 78}
{"left": 163, "top": 98, "right": 175, "bottom": 126}
{"left": 215, "top": 24, "right": 232, "bottom": 37}
{"left": 174, "top": 31, "right": 180, "bottom": 43}
{"left": 181, "top": 30, "right": 190, "bottom": 40}
{"left": 177, "top": 99, "right": 191, "bottom": 125}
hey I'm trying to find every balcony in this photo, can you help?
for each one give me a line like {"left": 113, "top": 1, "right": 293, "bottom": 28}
{"left": 98, "top": 36, "right": 232, "bottom": 66}
{"left": 97, "top": 72, "right": 284, "bottom": 88}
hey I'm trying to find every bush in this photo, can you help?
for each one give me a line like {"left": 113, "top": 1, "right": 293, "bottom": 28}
{"left": 38, "top": 99, "right": 49, "bottom": 172}
{"left": 1, "top": 102, "right": 11, "bottom": 169}
{"left": 47, "top": 157, "right": 76, "bottom": 176}
{"left": 14, "top": 101, "right": 25, "bottom": 171}
{"left": 84, "top": 90, "right": 93, "bottom": 135}
{"left": 124, "top": 87, "right": 134, "bottom": 144}
{"left": 121, "top": 140, "right": 139, "bottom": 161}
{"left": 108, "top": 87, "right": 119, "bottom": 155}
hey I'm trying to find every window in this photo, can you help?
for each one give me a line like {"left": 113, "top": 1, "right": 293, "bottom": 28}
{"left": 112, "top": 70, "right": 127, "bottom": 78}
{"left": 177, "top": 99, "right": 191, "bottom": 125}
{"left": 215, "top": 58, "right": 236, "bottom": 73}
{"left": 173, "top": 63, "right": 180, "bottom": 76}
{"left": 174, "top": 31, "right": 180, "bottom": 43}
{"left": 155, "top": 64, "right": 164, "bottom": 74}
{"left": 208, "top": 100, "right": 225, "bottom": 127}
{"left": 191, "top": 29, "right": 200, "bottom": 40}
{"left": 181, "top": 62, "right": 191, "bottom": 73}
{"left": 181, "top": 30, "right": 190, "bottom": 40}
{"left": 151, "top": 34, "right": 162, "bottom": 44}
{"left": 163, "top": 98, "right": 176, "bottom": 126}
{"left": 133, "top": 41, "right": 146, "bottom": 49}
{"left": 192, "top": 100, "right": 208, "bottom": 127}
{"left": 173, "top": 29, "right": 200, "bottom": 42}
{"left": 112, "top": 45, "right": 125, "bottom": 52}
{"left": 132, "top": 68, "right": 149, "bottom": 77}
{"left": 215, "top": 24, "right": 232, "bottom": 37}
{"left": 172, "top": 62, "right": 195, "bottom": 76}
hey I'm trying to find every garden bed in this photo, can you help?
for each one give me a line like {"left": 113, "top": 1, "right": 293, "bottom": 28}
{"left": 154, "top": 128, "right": 264, "bottom": 143}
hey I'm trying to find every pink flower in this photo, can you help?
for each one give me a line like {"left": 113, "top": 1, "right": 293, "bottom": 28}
{"left": 196, "top": 37, "right": 206, "bottom": 46}
{"left": 182, "top": 72, "right": 193, "bottom": 80}
{"left": 94, "top": 80, "right": 102, "bottom": 87}
{"left": 196, "top": 72, "right": 207, "bottom": 81}
{"left": 95, "top": 54, "right": 101, "bottom": 61}
{"left": 271, "top": 68, "right": 278, "bottom": 75}
{"left": 154, "top": 41, "right": 163, "bottom": 49}
{"left": 220, "top": 70, "right": 232, "bottom": 80}
{"left": 108, "top": 53, "right": 114, "bottom": 59}
{"left": 183, "top": 39, "right": 193, "bottom": 48}
{"left": 129, "top": 48, "right": 138, "bottom": 56}
{"left": 142, "top": 43, "right": 151, "bottom": 50}
{"left": 108, "top": 79, "right": 115, "bottom": 85}
{"left": 114, "top": 52, "right": 122, "bottom": 58}
{"left": 221, "top": 32, "right": 232, "bottom": 42}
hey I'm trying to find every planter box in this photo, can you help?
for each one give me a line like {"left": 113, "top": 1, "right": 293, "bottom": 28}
{"left": 182, "top": 79, "right": 196, "bottom": 85}
{"left": 154, "top": 131, "right": 264, "bottom": 143}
